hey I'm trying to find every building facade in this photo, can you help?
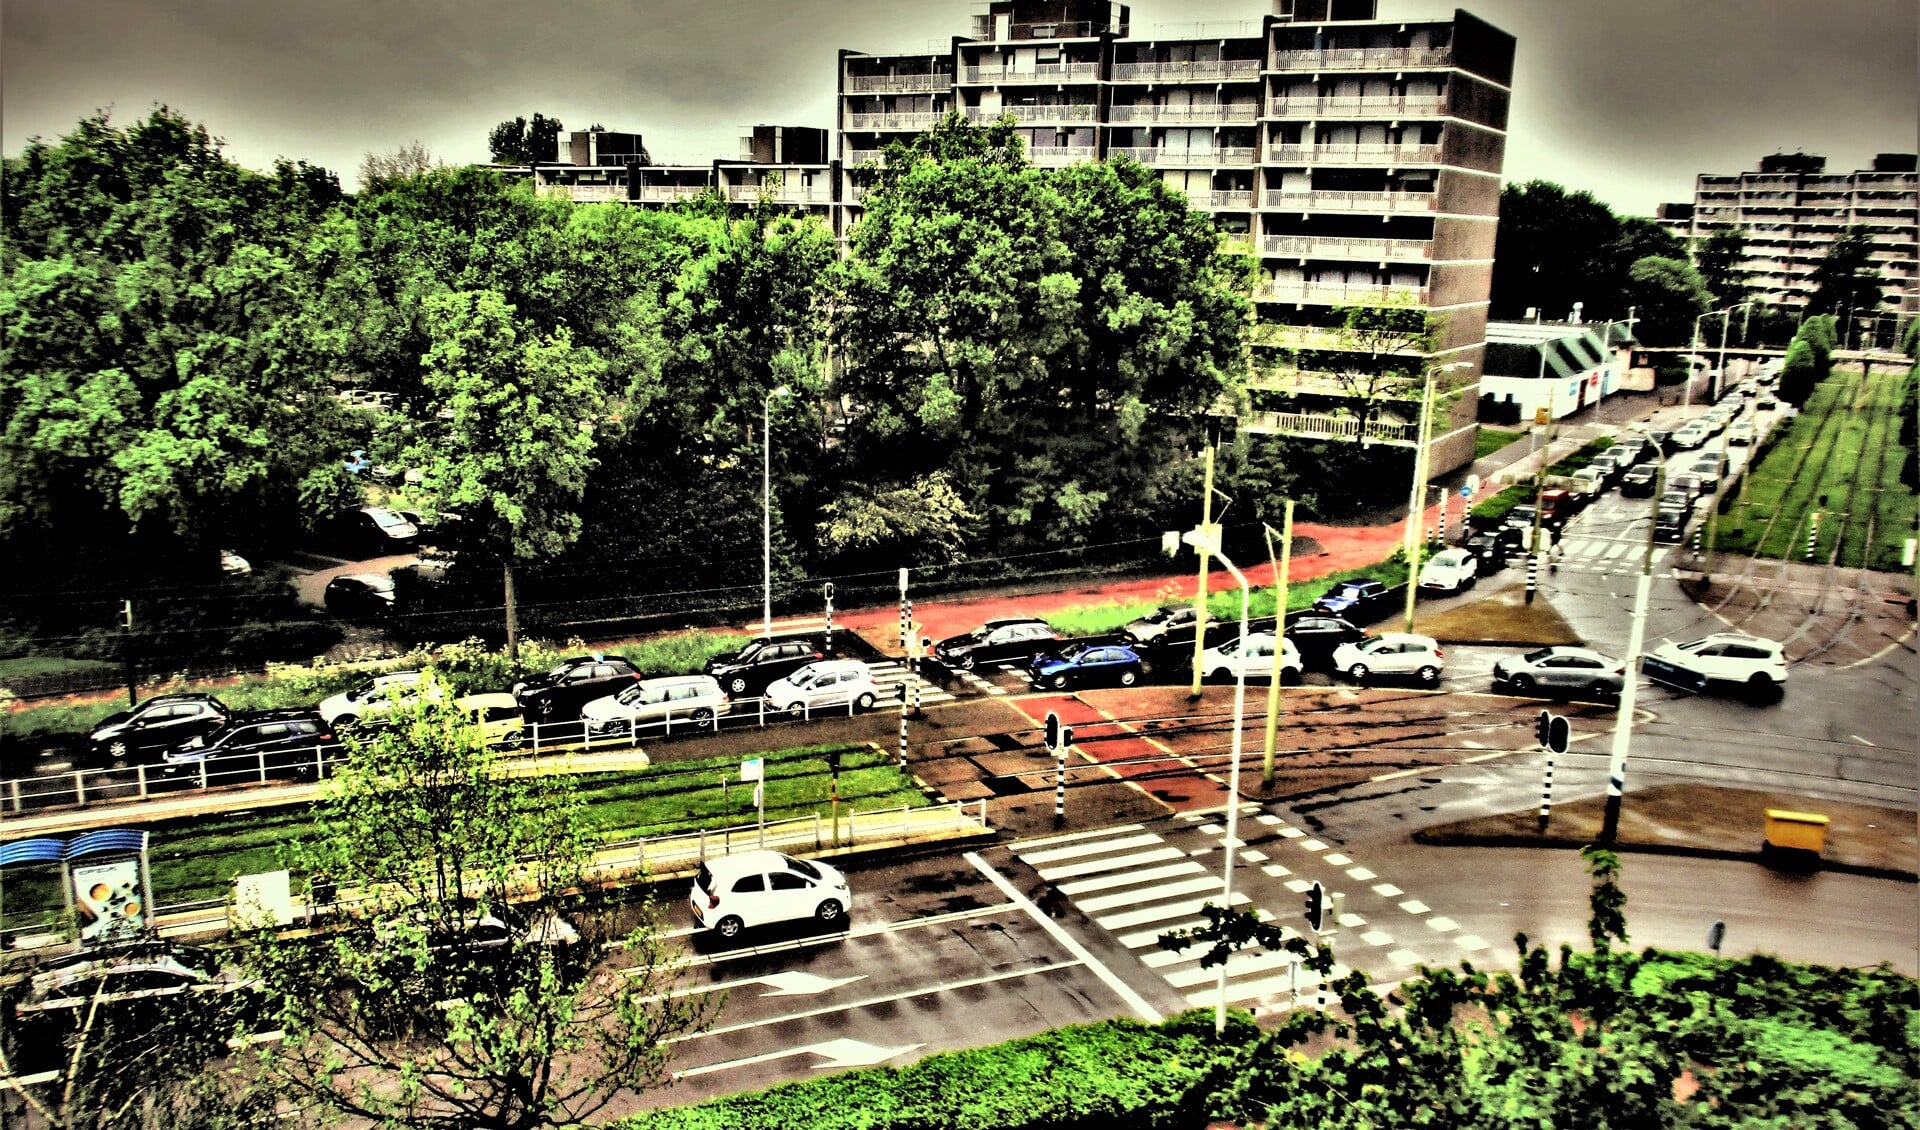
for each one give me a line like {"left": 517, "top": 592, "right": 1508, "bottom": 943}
{"left": 1659, "top": 152, "right": 1920, "bottom": 328}
{"left": 1479, "top": 321, "right": 1635, "bottom": 427}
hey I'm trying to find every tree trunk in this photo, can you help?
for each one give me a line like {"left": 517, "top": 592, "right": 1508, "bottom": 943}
{"left": 503, "top": 560, "right": 518, "bottom": 663}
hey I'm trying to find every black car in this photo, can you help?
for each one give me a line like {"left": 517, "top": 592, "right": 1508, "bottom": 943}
{"left": 324, "top": 572, "right": 396, "bottom": 618}
{"left": 1645, "top": 428, "right": 1674, "bottom": 454}
{"left": 1653, "top": 508, "right": 1689, "bottom": 544}
{"left": 1463, "top": 527, "right": 1522, "bottom": 571}
{"left": 932, "top": 618, "right": 1059, "bottom": 672}
{"left": 1283, "top": 614, "right": 1367, "bottom": 668}
{"left": 1121, "top": 605, "right": 1202, "bottom": 650}
{"left": 336, "top": 506, "right": 418, "bottom": 557}
{"left": 1311, "top": 579, "right": 1391, "bottom": 622}
{"left": 87, "top": 693, "right": 230, "bottom": 768}
{"left": 159, "top": 710, "right": 337, "bottom": 785}
{"left": 514, "top": 655, "right": 644, "bottom": 721}
{"left": 702, "top": 635, "right": 831, "bottom": 698}
{"left": 1620, "top": 464, "right": 1660, "bottom": 498}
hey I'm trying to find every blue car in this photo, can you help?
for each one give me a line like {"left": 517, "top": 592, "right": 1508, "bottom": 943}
{"left": 1028, "top": 642, "right": 1145, "bottom": 690}
{"left": 1312, "top": 578, "right": 1390, "bottom": 620}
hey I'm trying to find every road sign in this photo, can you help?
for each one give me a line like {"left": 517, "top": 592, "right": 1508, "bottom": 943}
{"left": 1465, "top": 473, "right": 1481, "bottom": 497}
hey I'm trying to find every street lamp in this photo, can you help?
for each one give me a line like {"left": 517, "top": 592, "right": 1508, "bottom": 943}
{"left": 1401, "top": 360, "right": 1472, "bottom": 632}
{"left": 1600, "top": 424, "right": 1667, "bottom": 844}
{"left": 1182, "top": 525, "right": 1250, "bottom": 1036}
{"left": 762, "top": 384, "right": 791, "bottom": 637}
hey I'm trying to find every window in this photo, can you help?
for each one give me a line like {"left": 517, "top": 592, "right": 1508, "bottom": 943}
{"left": 730, "top": 875, "right": 766, "bottom": 894}
{"left": 769, "top": 872, "right": 809, "bottom": 892}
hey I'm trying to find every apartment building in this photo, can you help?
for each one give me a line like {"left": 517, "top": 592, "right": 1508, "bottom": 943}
{"left": 521, "top": 126, "right": 838, "bottom": 221}
{"left": 1659, "top": 152, "right": 1920, "bottom": 326}
{"left": 838, "top": 0, "right": 1514, "bottom": 476}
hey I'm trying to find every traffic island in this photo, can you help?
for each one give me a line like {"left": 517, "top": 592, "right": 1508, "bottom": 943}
{"left": 1409, "top": 582, "right": 1583, "bottom": 647}
{"left": 1412, "top": 783, "right": 1918, "bottom": 880}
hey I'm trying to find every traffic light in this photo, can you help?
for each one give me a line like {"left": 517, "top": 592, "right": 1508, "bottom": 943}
{"left": 826, "top": 748, "right": 842, "bottom": 774}
{"left": 1534, "top": 710, "right": 1570, "bottom": 754}
{"left": 1044, "top": 712, "right": 1061, "bottom": 753}
{"left": 1304, "top": 881, "right": 1326, "bottom": 933}
{"left": 1534, "top": 710, "right": 1552, "bottom": 748}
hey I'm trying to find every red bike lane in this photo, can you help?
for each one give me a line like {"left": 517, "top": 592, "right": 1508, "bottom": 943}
{"left": 1009, "top": 692, "right": 1235, "bottom": 815}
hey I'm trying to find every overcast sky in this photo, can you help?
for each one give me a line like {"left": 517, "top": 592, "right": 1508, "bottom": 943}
{"left": 4, "top": 0, "right": 1915, "bottom": 214}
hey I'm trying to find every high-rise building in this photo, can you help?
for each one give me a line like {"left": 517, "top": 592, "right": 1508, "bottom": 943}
{"left": 1659, "top": 152, "right": 1920, "bottom": 329}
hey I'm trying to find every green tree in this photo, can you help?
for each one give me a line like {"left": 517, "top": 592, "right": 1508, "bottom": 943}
{"left": 405, "top": 290, "right": 604, "bottom": 659}
{"left": 1806, "top": 225, "right": 1885, "bottom": 322}
{"left": 1622, "top": 255, "right": 1712, "bottom": 346}
{"left": 487, "top": 113, "right": 565, "bottom": 165}
{"left": 1488, "top": 180, "right": 1623, "bottom": 321}
{"left": 1320, "top": 293, "right": 1436, "bottom": 440}
{"left": 357, "top": 140, "right": 440, "bottom": 191}
{"left": 1777, "top": 335, "right": 1820, "bottom": 408}
{"left": 1693, "top": 226, "right": 1751, "bottom": 307}
{"left": 233, "top": 687, "right": 711, "bottom": 1128}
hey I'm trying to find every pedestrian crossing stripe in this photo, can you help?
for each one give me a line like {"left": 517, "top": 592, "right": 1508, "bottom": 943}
{"left": 866, "top": 660, "right": 955, "bottom": 705}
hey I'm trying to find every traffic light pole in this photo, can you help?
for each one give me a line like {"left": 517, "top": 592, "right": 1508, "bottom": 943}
{"left": 1602, "top": 432, "right": 1666, "bottom": 843}
{"left": 1261, "top": 504, "right": 1295, "bottom": 788}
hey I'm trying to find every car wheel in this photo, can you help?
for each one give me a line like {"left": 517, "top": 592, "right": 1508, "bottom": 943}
{"left": 855, "top": 693, "right": 875, "bottom": 712}
{"left": 1208, "top": 667, "right": 1231, "bottom": 684}
{"left": 1510, "top": 674, "right": 1535, "bottom": 694}
{"left": 1049, "top": 673, "right": 1070, "bottom": 690}
{"left": 1417, "top": 665, "right": 1441, "bottom": 687}
{"left": 537, "top": 698, "right": 555, "bottom": 721}
{"left": 728, "top": 676, "right": 749, "bottom": 696}
{"left": 691, "top": 708, "right": 714, "bottom": 728}
{"left": 106, "top": 739, "right": 130, "bottom": 768}
{"left": 960, "top": 654, "right": 977, "bottom": 671}
{"left": 785, "top": 702, "right": 807, "bottom": 720}
{"left": 1346, "top": 663, "right": 1370, "bottom": 683}
{"left": 1747, "top": 674, "right": 1780, "bottom": 703}
{"left": 815, "top": 900, "right": 845, "bottom": 926}
{"left": 1118, "top": 669, "right": 1139, "bottom": 687}
{"left": 1589, "top": 680, "right": 1616, "bottom": 701}
{"left": 714, "top": 915, "right": 744, "bottom": 940}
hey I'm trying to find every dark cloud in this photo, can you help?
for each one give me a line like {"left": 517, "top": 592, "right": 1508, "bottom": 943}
{"left": 4, "top": 0, "right": 1913, "bottom": 210}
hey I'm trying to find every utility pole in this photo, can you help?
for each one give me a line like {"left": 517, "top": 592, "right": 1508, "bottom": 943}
{"left": 1261, "top": 503, "right": 1295, "bottom": 788}
{"left": 1602, "top": 433, "right": 1666, "bottom": 843}
{"left": 1189, "top": 438, "right": 1216, "bottom": 696}
{"left": 121, "top": 599, "right": 137, "bottom": 705}
{"left": 1401, "top": 369, "right": 1437, "bottom": 633}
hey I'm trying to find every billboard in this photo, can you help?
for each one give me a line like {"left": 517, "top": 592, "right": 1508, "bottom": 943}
{"left": 73, "top": 857, "right": 147, "bottom": 944}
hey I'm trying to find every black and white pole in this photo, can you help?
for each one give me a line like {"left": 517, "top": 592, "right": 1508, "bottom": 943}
{"left": 1538, "top": 751, "right": 1555, "bottom": 832}
{"left": 1525, "top": 550, "right": 1539, "bottom": 603}
{"left": 824, "top": 582, "right": 835, "bottom": 654}
{"left": 1054, "top": 741, "right": 1067, "bottom": 827}
{"left": 1535, "top": 710, "right": 1568, "bottom": 831}
{"left": 1805, "top": 511, "right": 1821, "bottom": 561}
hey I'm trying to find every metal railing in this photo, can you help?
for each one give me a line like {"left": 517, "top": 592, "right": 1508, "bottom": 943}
{"left": 1110, "top": 59, "right": 1262, "bottom": 82}
{"left": 962, "top": 103, "right": 1100, "bottom": 123}
{"left": 725, "top": 184, "right": 831, "bottom": 204}
{"left": 1025, "top": 146, "right": 1100, "bottom": 166}
{"left": 844, "top": 73, "right": 953, "bottom": 94}
{"left": 843, "top": 110, "right": 948, "bottom": 131}
{"left": 1267, "top": 94, "right": 1449, "bottom": 118}
{"left": 1107, "top": 103, "right": 1259, "bottom": 124}
{"left": 1239, "top": 410, "right": 1418, "bottom": 444}
{"left": 1207, "top": 190, "right": 1256, "bottom": 209}
{"left": 1260, "top": 189, "right": 1438, "bottom": 214}
{"left": 1108, "top": 146, "right": 1257, "bottom": 166}
{"left": 1254, "top": 281, "right": 1430, "bottom": 304}
{"left": 962, "top": 61, "right": 1101, "bottom": 84}
{"left": 1271, "top": 47, "right": 1455, "bottom": 71}
{"left": 972, "top": 18, "right": 1102, "bottom": 40}
{"left": 1261, "top": 234, "right": 1433, "bottom": 260}
{"left": 1266, "top": 143, "right": 1441, "bottom": 166}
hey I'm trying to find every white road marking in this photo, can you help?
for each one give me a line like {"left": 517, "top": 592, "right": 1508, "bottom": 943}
{"left": 967, "top": 851, "right": 1162, "bottom": 1022}
{"left": 1037, "top": 845, "right": 1185, "bottom": 882}
{"left": 1057, "top": 860, "right": 1207, "bottom": 896}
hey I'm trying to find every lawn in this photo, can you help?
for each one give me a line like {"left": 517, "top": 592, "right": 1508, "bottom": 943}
{"left": 1473, "top": 427, "right": 1524, "bottom": 460}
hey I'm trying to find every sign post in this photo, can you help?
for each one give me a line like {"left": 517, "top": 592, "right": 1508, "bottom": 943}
{"left": 741, "top": 757, "right": 766, "bottom": 847}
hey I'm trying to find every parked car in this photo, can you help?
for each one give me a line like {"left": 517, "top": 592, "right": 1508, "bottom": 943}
{"left": 1283, "top": 615, "right": 1368, "bottom": 668}
{"left": 1653, "top": 508, "right": 1689, "bottom": 544}
{"left": 703, "top": 634, "right": 829, "bottom": 697}
{"left": 86, "top": 693, "right": 230, "bottom": 768}
{"left": 580, "top": 674, "right": 731, "bottom": 735}
{"left": 1417, "top": 547, "right": 1478, "bottom": 594}
{"left": 1492, "top": 646, "right": 1625, "bottom": 700}
{"left": 1331, "top": 633, "right": 1445, "bottom": 687}
{"left": 1463, "top": 526, "right": 1523, "bottom": 571}
{"left": 1198, "top": 632, "right": 1301, "bottom": 684}
{"left": 159, "top": 710, "right": 336, "bottom": 784}
{"left": 454, "top": 693, "right": 525, "bottom": 748}
{"left": 1029, "top": 642, "right": 1146, "bottom": 690}
{"left": 1568, "top": 466, "right": 1607, "bottom": 501}
{"left": 218, "top": 549, "right": 252, "bottom": 576}
{"left": 763, "top": 660, "right": 884, "bottom": 718}
{"left": 931, "top": 617, "right": 1058, "bottom": 672}
{"left": 1645, "top": 632, "right": 1788, "bottom": 697}
{"left": 317, "top": 669, "right": 431, "bottom": 728}
{"left": 1311, "top": 578, "right": 1391, "bottom": 621}
{"left": 513, "top": 655, "right": 644, "bottom": 721}
{"left": 689, "top": 850, "right": 852, "bottom": 941}
{"left": 1620, "top": 464, "right": 1660, "bottom": 498}
{"left": 336, "top": 506, "right": 418, "bottom": 556}
{"left": 323, "top": 572, "right": 396, "bottom": 619}
{"left": 1727, "top": 421, "right": 1757, "bottom": 446}
{"left": 1122, "top": 605, "right": 1202, "bottom": 649}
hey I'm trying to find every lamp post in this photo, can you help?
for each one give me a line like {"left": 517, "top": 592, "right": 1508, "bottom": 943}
{"left": 1182, "top": 526, "right": 1249, "bottom": 1036}
{"left": 1401, "top": 361, "right": 1470, "bottom": 632}
{"left": 1261, "top": 507, "right": 1294, "bottom": 788}
{"left": 1601, "top": 424, "right": 1667, "bottom": 844}
{"left": 1713, "top": 302, "right": 1752, "bottom": 403}
{"left": 762, "top": 384, "right": 791, "bottom": 637}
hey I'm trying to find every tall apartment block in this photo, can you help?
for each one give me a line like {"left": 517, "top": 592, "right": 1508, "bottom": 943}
{"left": 1658, "top": 153, "right": 1920, "bottom": 329}
{"left": 839, "top": 0, "right": 1514, "bottom": 475}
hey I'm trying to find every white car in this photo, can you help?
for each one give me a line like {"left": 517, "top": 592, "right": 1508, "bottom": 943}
{"left": 579, "top": 674, "right": 731, "bottom": 735}
{"left": 318, "top": 670, "right": 436, "bottom": 727}
{"left": 1418, "top": 548, "right": 1478, "bottom": 594}
{"left": 1199, "top": 632, "right": 1302, "bottom": 684}
{"left": 763, "top": 659, "right": 883, "bottom": 718}
{"left": 1671, "top": 423, "right": 1710, "bottom": 450}
{"left": 1645, "top": 633, "right": 1787, "bottom": 697}
{"left": 689, "top": 850, "right": 851, "bottom": 941}
{"left": 1727, "top": 421, "right": 1757, "bottom": 446}
{"left": 1331, "top": 633, "right": 1445, "bottom": 686}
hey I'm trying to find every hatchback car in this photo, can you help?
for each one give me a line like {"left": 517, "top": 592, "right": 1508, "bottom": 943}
{"left": 1122, "top": 605, "right": 1202, "bottom": 649}
{"left": 932, "top": 617, "right": 1058, "bottom": 672}
{"left": 324, "top": 572, "right": 396, "bottom": 619}
{"left": 1492, "top": 646, "right": 1626, "bottom": 700}
{"left": 1671, "top": 423, "right": 1709, "bottom": 450}
{"left": 160, "top": 710, "right": 336, "bottom": 784}
{"left": 763, "top": 660, "right": 883, "bottom": 718}
{"left": 1198, "top": 632, "right": 1302, "bottom": 684}
{"left": 1645, "top": 633, "right": 1787, "bottom": 696}
{"left": 87, "top": 693, "right": 230, "bottom": 768}
{"left": 1619, "top": 464, "right": 1660, "bottom": 498}
{"left": 1727, "top": 422, "right": 1757, "bottom": 446}
{"left": 689, "top": 851, "right": 851, "bottom": 941}
{"left": 703, "top": 635, "right": 829, "bottom": 697}
{"left": 317, "top": 669, "right": 431, "bottom": 727}
{"left": 1028, "top": 642, "right": 1145, "bottom": 690}
{"left": 1417, "top": 548, "right": 1478, "bottom": 594}
{"left": 1331, "top": 633, "right": 1445, "bottom": 686}
{"left": 580, "top": 674, "right": 731, "bottom": 735}
{"left": 1311, "top": 579, "right": 1391, "bottom": 621}
{"left": 337, "top": 506, "right": 418, "bottom": 556}
{"left": 454, "top": 693, "right": 525, "bottom": 748}
{"left": 513, "top": 655, "right": 644, "bottom": 721}
{"left": 1283, "top": 615, "right": 1367, "bottom": 667}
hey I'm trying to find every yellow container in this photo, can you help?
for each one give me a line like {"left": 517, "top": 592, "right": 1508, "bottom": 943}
{"left": 1763, "top": 809, "right": 1830, "bottom": 854}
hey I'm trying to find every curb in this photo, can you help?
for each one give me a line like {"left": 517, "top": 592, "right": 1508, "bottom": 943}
{"left": 1409, "top": 832, "right": 1918, "bottom": 884}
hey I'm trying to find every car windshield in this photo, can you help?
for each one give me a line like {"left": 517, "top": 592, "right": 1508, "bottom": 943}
{"left": 614, "top": 684, "right": 646, "bottom": 706}
{"left": 370, "top": 509, "right": 407, "bottom": 528}
{"left": 1522, "top": 648, "right": 1555, "bottom": 663}
{"left": 1362, "top": 638, "right": 1391, "bottom": 654}
{"left": 360, "top": 575, "right": 394, "bottom": 593}
{"left": 788, "top": 664, "right": 824, "bottom": 688}
{"left": 544, "top": 661, "right": 576, "bottom": 678}
{"left": 785, "top": 857, "right": 822, "bottom": 881}
{"left": 1141, "top": 607, "right": 1176, "bottom": 624}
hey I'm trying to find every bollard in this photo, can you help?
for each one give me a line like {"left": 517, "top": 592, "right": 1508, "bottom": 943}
{"left": 1538, "top": 753, "right": 1554, "bottom": 832}
{"left": 1054, "top": 745, "right": 1067, "bottom": 827}
{"left": 1805, "top": 511, "right": 1820, "bottom": 561}
{"left": 1525, "top": 553, "right": 1538, "bottom": 603}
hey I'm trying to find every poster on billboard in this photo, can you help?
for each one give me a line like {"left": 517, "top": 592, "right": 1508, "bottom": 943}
{"left": 73, "top": 857, "right": 147, "bottom": 945}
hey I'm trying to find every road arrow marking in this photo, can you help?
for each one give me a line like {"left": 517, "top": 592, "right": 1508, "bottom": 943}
{"left": 758, "top": 971, "right": 868, "bottom": 996}
{"left": 673, "top": 1037, "right": 922, "bottom": 1080}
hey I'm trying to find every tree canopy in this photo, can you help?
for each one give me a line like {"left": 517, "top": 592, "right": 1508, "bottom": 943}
{"left": 487, "top": 113, "right": 565, "bottom": 165}
{"left": 1806, "top": 224, "right": 1886, "bottom": 322}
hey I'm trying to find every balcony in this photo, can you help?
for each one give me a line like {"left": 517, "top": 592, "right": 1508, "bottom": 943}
{"left": 963, "top": 103, "right": 1100, "bottom": 123}
{"left": 962, "top": 61, "right": 1101, "bottom": 84}
{"left": 1255, "top": 281, "right": 1430, "bottom": 305}
{"left": 1026, "top": 146, "right": 1101, "bottom": 167}
{"left": 1109, "top": 146, "right": 1257, "bottom": 166}
{"left": 843, "top": 110, "right": 947, "bottom": 131}
{"left": 1261, "top": 189, "right": 1439, "bottom": 214}
{"left": 845, "top": 148, "right": 887, "bottom": 165}
{"left": 1261, "top": 234, "right": 1433, "bottom": 262}
{"left": 971, "top": 18, "right": 1103, "bottom": 40}
{"left": 726, "top": 184, "right": 832, "bottom": 204}
{"left": 1110, "top": 58, "right": 1263, "bottom": 82}
{"left": 845, "top": 73, "right": 953, "bottom": 94}
{"left": 1205, "top": 190, "right": 1256, "bottom": 209}
{"left": 1238, "top": 409, "right": 1417, "bottom": 445}
{"left": 1270, "top": 46, "right": 1455, "bottom": 71}
{"left": 1107, "top": 103, "right": 1260, "bottom": 124}
{"left": 1266, "top": 143, "right": 1441, "bottom": 166}
{"left": 1267, "top": 94, "right": 1449, "bottom": 119}
{"left": 1247, "top": 324, "right": 1355, "bottom": 351}
{"left": 543, "top": 183, "right": 712, "bottom": 203}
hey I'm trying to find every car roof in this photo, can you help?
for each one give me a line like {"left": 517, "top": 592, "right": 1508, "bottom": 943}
{"left": 455, "top": 692, "right": 520, "bottom": 709}
{"left": 700, "top": 849, "right": 810, "bottom": 878}
{"left": 982, "top": 617, "right": 1048, "bottom": 628}
{"left": 1369, "top": 632, "right": 1436, "bottom": 646}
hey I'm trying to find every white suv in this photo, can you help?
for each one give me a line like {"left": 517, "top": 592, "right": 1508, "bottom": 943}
{"left": 1646, "top": 633, "right": 1787, "bottom": 697}
{"left": 763, "top": 660, "right": 883, "bottom": 718}
{"left": 689, "top": 851, "right": 851, "bottom": 941}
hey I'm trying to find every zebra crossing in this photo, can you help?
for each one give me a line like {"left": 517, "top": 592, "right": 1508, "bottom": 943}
{"left": 1550, "top": 536, "right": 1674, "bottom": 577}
{"left": 865, "top": 659, "right": 958, "bottom": 707}
{"left": 1012, "top": 816, "right": 1493, "bottom": 1014}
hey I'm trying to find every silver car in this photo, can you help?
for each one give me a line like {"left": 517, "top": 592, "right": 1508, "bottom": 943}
{"left": 763, "top": 660, "right": 883, "bottom": 718}
{"left": 579, "top": 674, "right": 730, "bottom": 735}
{"left": 1492, "top": 646, "right": 1625, "bottom": 700}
